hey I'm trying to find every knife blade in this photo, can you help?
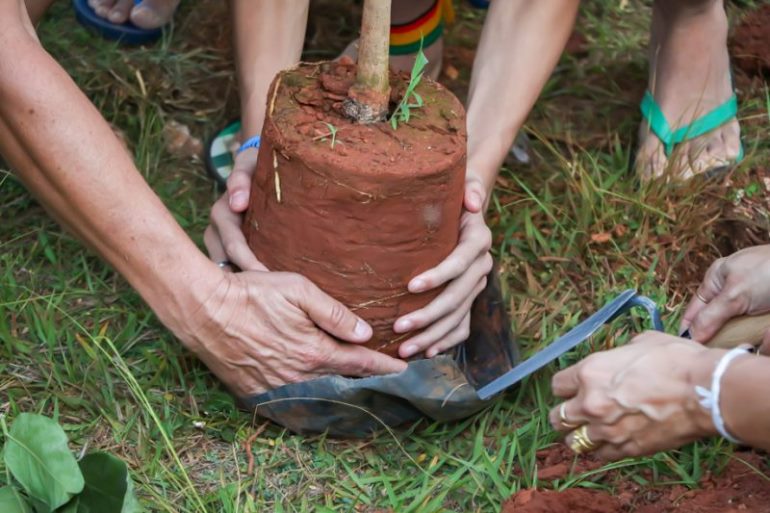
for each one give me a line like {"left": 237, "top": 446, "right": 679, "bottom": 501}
{"left": 475, "top": 289, "right": 663, "bottom": 400}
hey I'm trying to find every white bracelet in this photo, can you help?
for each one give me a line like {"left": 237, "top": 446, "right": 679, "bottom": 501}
{"left": 695, "top": 346, "right": 751, "bottom": 444}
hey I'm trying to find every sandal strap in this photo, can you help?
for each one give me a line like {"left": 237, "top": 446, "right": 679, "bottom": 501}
{"left": 640, "top": 91, "right": 738, "bottom": 157}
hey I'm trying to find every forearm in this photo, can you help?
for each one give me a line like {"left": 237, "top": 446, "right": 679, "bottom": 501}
{"left": 466, "top": 0, "right": 579, "bottom": 199}
{"left": 689, "top": 349, "right": 770, "bottom": 450}
{"left": 0, "top": 12, "right": 219, "bottom": 335}
{"left": 232, "top": 0, "right": 308, "bottom": 138}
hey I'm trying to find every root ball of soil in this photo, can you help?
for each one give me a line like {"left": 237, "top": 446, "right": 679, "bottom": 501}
{"left": 243, "top": 61, "right": 467, "bottom": 357}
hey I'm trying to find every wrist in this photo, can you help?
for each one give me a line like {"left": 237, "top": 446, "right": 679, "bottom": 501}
{"left": 140, "top": 251, "right": 228, "bottom": 347}
{"left": 686, "top": 348, "right": 726, "bottom": 437}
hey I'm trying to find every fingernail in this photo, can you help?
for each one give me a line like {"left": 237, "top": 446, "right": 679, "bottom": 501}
{"left": 354, "top": 319, "right": 371, "bottom": 339}
{"left": 409, "top": 278, "right": 427, "bottom": 293}
{"left": 395, "top": 319, "right": 413, "bottom": 333}
{"left": 229, "top": 191, "right": 248, "bottom": 210}
{"left": 402, "top": 344, "right": 418, "bottom": 357}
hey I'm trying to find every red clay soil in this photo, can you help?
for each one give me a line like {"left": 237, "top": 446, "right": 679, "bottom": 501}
{"left": 502, "top": 447, "right": 770, "bottom": 513}
{"left": 243, "top": 61, "right": 466, "bottom": 357}
{"left": 731, "top": 4, "right": 770, "bottom": 78}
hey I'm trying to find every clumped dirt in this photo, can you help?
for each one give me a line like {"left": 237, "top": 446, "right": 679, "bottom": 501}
{"left": 502, "top": 447, "right": 770, "bottom": 513}
{"left": 243, "top": 61, "right": 467, "bottom": 357}
{"left": 731, "top": 4, "right": 770, "bottom": 78}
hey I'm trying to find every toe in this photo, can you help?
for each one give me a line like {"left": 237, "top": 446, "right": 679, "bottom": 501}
{"left": 130, "top": 0, "right": 180, "bottom": 29}
{"left": 107, "top": 0, "right": 133, "bottom": 24}
{"left": 89, "top": 0, "right": 116, "bottom": 18}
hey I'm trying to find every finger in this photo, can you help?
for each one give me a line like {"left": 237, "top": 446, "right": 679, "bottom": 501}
{"left": 688, "top": 292, "right": 746, "bottom": 343}
{"left": 548, "top": 400, "right": 586, "bottom": 432}
{"left": 320, "top": 342, "right": 408, "bottom": 377}
{"left": 398, "top": 278, "right": 484, "bottom": 358}
{"left": 407, "top": 214, "right": 491, "bottom": 293}
{"left": 759, "top": 327, "right": 770, "bottom": 356}
{"left": 395, "top": 253, "right": 491, "bottom": 333}
{"left": 204, "top": 225, "right": 228, "bottom": 263}
{"left": 679, "top": 258, "right": 726, "bottom": 333}
{"left": 424, "top": 311, "right": 471, "bottom": 358}
{"left": 563, "top": 423, "right": 605, "bottom": 455}
{"left": 291, "top": 276, "right": 373, "bottom": 343}
{"left": 227, "top": 147, "right": 259, "bottom": 212}
{"left": 551, "top": 364, "right": 581, "bottom": 398}
{"left": 463, "top": 176, "right": 486, "bottom": 213}
{"left": 593, "top": 443, "right": 627, "bottom": 461}
{"left": 209, "top": 197, "right": 267, "bottom": 271}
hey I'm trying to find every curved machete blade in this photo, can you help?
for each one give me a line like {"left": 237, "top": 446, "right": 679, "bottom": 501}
{"left": 475, "top": 289, "right": 663, "bottom": 400}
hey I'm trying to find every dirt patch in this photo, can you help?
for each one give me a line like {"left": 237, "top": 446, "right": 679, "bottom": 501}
{"left": 731, "top": 4, "right": 770, "bottom": 78}
{"left": 504, "top": 448, "right": 770, "bottom": 513}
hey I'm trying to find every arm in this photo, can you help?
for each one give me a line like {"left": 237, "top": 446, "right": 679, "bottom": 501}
{"left": 1, "top": 0, "right": 405, "bottom": 396}
{"left": 465, "top": 0, "right": 580, "bottom": 209}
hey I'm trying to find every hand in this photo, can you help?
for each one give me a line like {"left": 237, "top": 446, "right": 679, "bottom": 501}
{"left": 178, "top": 270, "right": 408, "bottom": 397}
{"left": 680, "top": 245, "right": 770, "bottom": 346}
{"left": 548, "top": 332, "right": 720, "bottom": 460}
{"left": 203, "top": 147, "right": 262, "bottom": 270}
{"left": 394, "top": 176, "right": 493, "bottom": 358}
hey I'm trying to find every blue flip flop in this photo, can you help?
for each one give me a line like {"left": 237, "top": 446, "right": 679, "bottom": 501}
{"left": 73, "top": 0, "right": 165, "bottom": 45}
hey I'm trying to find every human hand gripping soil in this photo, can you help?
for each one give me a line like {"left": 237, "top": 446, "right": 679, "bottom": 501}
{"left": 548, "top": 332, "right": 723, "bottom": 460}
{"left": 178, "top": 269, "right": 407, "bottom": 397}
{"left": 680, "top": 244, "right": 770, "bottom": 353}
{"left": 208, "top": 157, "right": 495, "bottom": 359}
{"left": 393, "top": 176, "right": 493, "bottom": 358}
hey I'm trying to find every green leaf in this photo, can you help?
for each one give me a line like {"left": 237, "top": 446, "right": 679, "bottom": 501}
{"left": 77, "top": 453, "right": 131, "bottom": 513}
{"left": 57, "top": 496, "right": 84, "bottom": 513}
{"left": 121, "top": 477, "right": 143, "bottom": 513}
{"left": 4, "top": 414, "right": 84, "bottom": 511}
{"left": 0, "top": 487, "right": 33, "bottom": 513}
{"left": 410, "top": 48, "right": 429, "bottom": 81}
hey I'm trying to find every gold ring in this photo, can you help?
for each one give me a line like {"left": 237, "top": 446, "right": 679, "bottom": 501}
{"left": 569, "top": 425, "right": 599, "bottom": 455}
{"left": 559, "top": 403, "right": 580, "bottom": 429}
{"left": 695, "top": 291, "right": 709, "bottom": 304}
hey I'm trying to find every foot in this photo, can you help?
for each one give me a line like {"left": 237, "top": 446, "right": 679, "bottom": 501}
{"left": 636, "top": 0, "right": 741, "bottom": 180}
{"left": 340, "top": 36, "right": 444, "bottom": 81}
{"left": 86, "top": 0, "right": 179, "bottom": 29}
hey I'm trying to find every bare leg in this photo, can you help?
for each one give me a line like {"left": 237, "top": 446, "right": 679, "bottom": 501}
{"left": 636, "top": 0, "right": 740, "bottom": 179}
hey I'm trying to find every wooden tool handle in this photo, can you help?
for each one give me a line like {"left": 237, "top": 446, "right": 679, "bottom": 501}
{"left": 705, "top": 312, "right": 770, "bottom": 349}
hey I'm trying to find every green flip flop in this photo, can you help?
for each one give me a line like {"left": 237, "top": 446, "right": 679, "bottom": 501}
{"left": 640, "top": 90, "right": 743, "bottom": 176}
{"left": 205, "top": 119, "right": 241, "bottom": 188}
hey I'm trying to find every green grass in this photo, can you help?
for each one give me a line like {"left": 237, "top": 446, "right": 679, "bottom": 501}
{"left": 2, "top": 1, "right": 770, "bottom": 512}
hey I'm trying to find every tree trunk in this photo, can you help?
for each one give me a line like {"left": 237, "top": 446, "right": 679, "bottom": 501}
{"left": 344, "top": 0, "right": 392, "bottom": 123}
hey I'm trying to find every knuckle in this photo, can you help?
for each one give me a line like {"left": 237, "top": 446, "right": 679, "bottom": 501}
{"left": 328, "top": 301, "right": 349, "bottom": 329}
{"left": 482, "top": 252, "right": 493, "bottom": 273}
{"left": 582, "top": 394, "right": 612, "bottom": 419}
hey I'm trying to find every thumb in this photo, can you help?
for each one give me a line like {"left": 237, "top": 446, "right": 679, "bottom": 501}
{"left": 227, "top": 147, "right": 259, "bottom": 212}
{"left": 464, "top": 176, "right": 486, "bottom": 213}
{"left": 293, "top": 277, "right": 373, "bottom": 343}
{"left": 321, "top": 343, "right": 408, "bottom": 377}
{"left": 688, "top": 293, "right": 746, "bottom": 343}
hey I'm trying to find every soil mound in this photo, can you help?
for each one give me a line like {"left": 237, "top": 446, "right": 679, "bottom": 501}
{"left": 731, "top": 4, "right": 770, "bottom": 78}
{"left": 503, "top": 449, "right": 770, "bottom": 513}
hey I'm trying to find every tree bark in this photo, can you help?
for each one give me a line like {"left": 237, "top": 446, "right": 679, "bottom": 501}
{"left": 344, "top": 0, "right": 392, "bottom": 123}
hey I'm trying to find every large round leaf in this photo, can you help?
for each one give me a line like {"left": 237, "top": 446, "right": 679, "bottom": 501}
{"left": 78, "top": 452, "right": 136, "bottom": 513}
{"left": 3, "top": 413, "right": 84, "bottom": 511}
{"left": 0, "top": 487, "right": 32, "bottom": 513}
